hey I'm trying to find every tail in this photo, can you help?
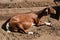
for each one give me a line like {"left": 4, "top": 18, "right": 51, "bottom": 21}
{"left": 2, "top": 18, "right": 11, "bottom": 31}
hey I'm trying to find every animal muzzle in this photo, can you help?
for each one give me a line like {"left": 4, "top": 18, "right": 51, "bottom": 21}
{"left": 53, "top": 10, "right": 56, "bottom": 14}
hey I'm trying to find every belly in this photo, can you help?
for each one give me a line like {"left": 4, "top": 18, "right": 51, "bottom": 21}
{"left": 22, "top": 22, "right": 33, "bottom": 30}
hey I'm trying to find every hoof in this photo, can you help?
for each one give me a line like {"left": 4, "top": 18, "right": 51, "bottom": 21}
{"left": 28, "top": 32, "right": 33, "bottom": 35}
{"left": 7, "top": 30, "right": 11, "bottom": 33}
{"left": 45, "top": 22, "right": 51, "bottom": 26}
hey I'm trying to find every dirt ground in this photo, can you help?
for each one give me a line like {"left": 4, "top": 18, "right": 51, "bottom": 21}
{"left": 0, "top": 0, "right": 59, "bottom": 8}
{"left": 0, "top": 0, "right": 60, "bottom": 40}
{"left": 0, "top": 16, "right": 60, "bottom": 40}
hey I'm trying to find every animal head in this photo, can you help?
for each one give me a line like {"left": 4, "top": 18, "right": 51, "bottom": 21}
{"left": 46, "top": 6, "right": 56, "bottom": 14}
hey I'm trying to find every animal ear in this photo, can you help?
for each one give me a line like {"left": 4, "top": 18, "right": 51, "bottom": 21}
{"left": 50, "top": 7, "right": 56, "bottom": 14}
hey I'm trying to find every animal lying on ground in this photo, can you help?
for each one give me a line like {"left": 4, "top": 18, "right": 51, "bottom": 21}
{"left": 8, "top": 13, "right": 38, "bottom": 33}
{"left": 2, "top": 7, "right": 56, "bottom": 34}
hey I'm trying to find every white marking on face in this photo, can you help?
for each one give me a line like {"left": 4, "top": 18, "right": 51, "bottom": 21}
{"left": 46, "top": 9, "right": 48, "bottom": 12}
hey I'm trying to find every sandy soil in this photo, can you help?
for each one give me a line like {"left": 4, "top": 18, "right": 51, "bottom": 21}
{"left": 0, "top": 0, "right": 60, "bottom": 40}
{"left": 0, "top": 0, "right": 57, "bottom": 8}
{"left": 0, "top": 16, "right": 60, "bottom": 40}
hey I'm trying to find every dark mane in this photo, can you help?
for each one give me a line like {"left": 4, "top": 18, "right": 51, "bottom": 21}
{"left": 36, "top": 8, "right": 48, "bottom": 19}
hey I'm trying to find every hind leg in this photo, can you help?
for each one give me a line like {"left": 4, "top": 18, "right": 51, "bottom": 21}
{"left": 18, "top": 24, "right": 27, "bottom": 34}
{"left": 9, "top": 26, "right": 18, "bottom": 32}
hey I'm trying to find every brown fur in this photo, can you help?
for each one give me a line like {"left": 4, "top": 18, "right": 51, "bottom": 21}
{"left": 9, "top": 13, "right": 38, "bottom": 33}
{"left": 2, "top": 7, "right": 57, "bottom": 34}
